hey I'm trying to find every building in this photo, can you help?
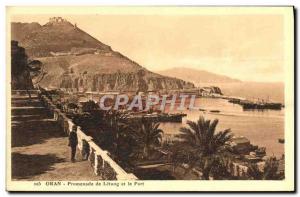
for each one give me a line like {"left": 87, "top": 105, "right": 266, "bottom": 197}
{"left": 49, "top": 17, "right": 67, "bottom": 23}
{"left": 199, "top": 86, "right": 223, "bottom": 96}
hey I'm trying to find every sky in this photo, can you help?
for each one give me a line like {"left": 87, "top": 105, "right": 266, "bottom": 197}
{"left": 11, "top": 14, "right": 285, "bottom": 82}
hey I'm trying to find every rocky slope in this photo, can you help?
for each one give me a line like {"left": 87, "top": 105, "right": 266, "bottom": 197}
{"left": 11, "top": 18, "right": 194, "bottom": 92}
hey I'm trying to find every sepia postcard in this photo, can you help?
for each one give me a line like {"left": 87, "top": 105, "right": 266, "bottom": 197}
{"left": 6, "top": 6, "right": 295, "bottom": 192}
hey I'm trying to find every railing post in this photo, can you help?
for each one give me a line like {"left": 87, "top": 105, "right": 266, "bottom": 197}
{"left": 54, "top": 109, "right": 59, "bottom": 121}
{"left": 81, "top": 136, "right": 92, "bottom": 160}
{"left": 94, "top": 152, "right": 99, "bottom": 176}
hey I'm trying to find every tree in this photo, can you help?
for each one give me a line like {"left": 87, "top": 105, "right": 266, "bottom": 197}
{"left": 102, "top": 110, "right": 130, "bottom": 156}
{"left": 11, "top": 40, "right": 46, "bottom": 93}
{"left": 247, "top": 163, "right": 263, "bottom": 180}
{"left": 67, "top": 102, "right": 79, "bottom": 110}
{"left": 28, "top": 60, "right": 47, "bottom": 85}
{"left": 81, "top": 100, "right": 99, "bottom": 113}
{"left": 66, "top": 102, "right": 79, "bottom": 114}
{"left": 209, "top": 156, "right": 234, "bottom": 180}
{"left": 175, "top": 115, "right": 232, "bottom": 180}
{"left": 130, "top": 118, "right": 163, "bottom": 160}
{"left": 247, "top": 157, "right": 284, "bottom": 180}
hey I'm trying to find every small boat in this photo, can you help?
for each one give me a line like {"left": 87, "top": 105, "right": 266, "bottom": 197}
{"left": 278, "top": 138, "right": 285, "bottom": 144}
{"left": 210, "top": 110, "right": 220, "bottom": 113}
{"left": 241, "top": 101, "right": 282, "bottom": 110}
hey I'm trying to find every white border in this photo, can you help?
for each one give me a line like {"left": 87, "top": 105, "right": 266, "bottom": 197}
{"left": 1, "top": 0, "right": 298, "bottom": 196}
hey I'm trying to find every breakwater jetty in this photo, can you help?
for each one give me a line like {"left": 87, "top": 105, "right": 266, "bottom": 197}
{"left": 228, "top": 98, "right": 283, "bottom": 110}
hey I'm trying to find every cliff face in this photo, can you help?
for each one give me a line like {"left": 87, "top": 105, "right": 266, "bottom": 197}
{"left": 11, "top": 19, "right": 195, "bottom": 91}
{"left": 59, "top": 70, "right": 194, "bottom": 92}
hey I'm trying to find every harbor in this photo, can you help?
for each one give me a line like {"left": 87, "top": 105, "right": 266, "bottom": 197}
{"left": 160, "top": 97, "right": 284, "bottom": 157}
{"left": 44, "top": 87, "right": 285, "bottom": 158}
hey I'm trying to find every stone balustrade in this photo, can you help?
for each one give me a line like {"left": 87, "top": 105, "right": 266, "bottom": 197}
{"left": 39, "top": 92, "right": 138, "bottom": 180}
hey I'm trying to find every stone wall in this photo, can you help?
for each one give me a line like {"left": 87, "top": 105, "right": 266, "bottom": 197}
{"left": 39, "top": 92, "right": 138, "bottom": 180}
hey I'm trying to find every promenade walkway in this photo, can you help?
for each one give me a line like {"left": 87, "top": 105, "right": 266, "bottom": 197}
{"left": 11, "top": 94, "right": 100, "bottom": 181}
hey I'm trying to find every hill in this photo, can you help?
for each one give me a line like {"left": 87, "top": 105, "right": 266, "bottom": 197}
{"left": 11, "top": 18, "right": 111, "bottom": 57}
{"left": 11, "top": 17, "right": 194, "bottom": 91}
{"left": 11, "top": 22, "right": 42, "bottom": 42}
{"left": 157, "top": 67, "right": 241, "bottom": 85}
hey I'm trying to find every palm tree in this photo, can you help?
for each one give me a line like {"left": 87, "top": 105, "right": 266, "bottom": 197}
{"left": 103, "top": 110, "right": 130, "bottom": 154}
{"left": 130, "top": 117, "right": 163, "bottom": 160}
{"left": 176, "top": 115, "right": 232, "bottom": 180}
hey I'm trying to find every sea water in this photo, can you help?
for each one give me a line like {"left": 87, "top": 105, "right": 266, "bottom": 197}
{"left": 160, "top": 97, "right": 284, "bottom": 157}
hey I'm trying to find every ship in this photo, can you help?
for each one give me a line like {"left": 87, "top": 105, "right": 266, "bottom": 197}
{"left": 210, "top": 110, "right": 221, "bottom": 113}
{"left": 241, "top": 101, "right": 282, "bottom": 110}
{"left": 228, "top": 98, "right": 241, "bottom": 104}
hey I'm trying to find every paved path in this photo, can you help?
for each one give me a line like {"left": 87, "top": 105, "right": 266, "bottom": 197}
{"left": 11, "top": 95, "right": 100, "bottom": 181}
